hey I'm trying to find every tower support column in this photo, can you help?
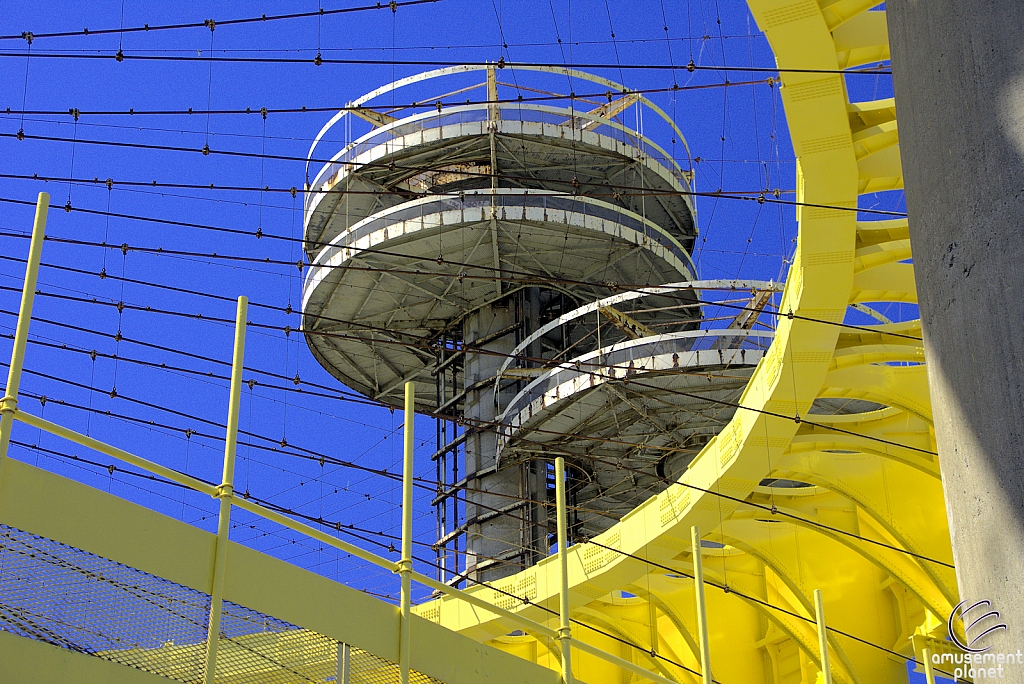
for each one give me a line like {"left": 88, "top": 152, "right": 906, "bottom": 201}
{"left": 888, "top": 1, "right": 1024, "bottom": 656}
{"left": 463, "top": 302, "right": 522, "bottom": 582}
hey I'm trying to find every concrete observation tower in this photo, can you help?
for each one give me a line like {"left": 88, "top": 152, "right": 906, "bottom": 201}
{"left": 302, "top": 65, "right": 777, "bottom": 584}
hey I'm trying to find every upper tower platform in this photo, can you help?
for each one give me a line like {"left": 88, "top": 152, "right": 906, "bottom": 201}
{"left": 299, "top": 65, "right": 767, "bottom": 582}
{"left": 301, "top": 65, "right": 699, "bottom": 409}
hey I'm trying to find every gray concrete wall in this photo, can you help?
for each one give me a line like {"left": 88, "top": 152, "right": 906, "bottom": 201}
{"left": 462, "top": 302, "right": 525, "bottom": 582}
{"left": 888, "top": 0, "right": 1024, "bottom": 661}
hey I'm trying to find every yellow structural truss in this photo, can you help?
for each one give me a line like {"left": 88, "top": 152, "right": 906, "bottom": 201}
{"left": 418, "top": 3, "right": 956, "bottom": 684}
{"left": 0, "top": 3, "right": 960, "bottom": 684}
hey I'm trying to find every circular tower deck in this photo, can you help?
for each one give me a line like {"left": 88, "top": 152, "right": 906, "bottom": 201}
{"left": 302, "top": 65, "right": 775, "bottom": 582}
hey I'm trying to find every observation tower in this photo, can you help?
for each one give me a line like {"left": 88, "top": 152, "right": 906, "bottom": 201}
{"left": 302, "top": 65, "right": 777, "bottom": 583}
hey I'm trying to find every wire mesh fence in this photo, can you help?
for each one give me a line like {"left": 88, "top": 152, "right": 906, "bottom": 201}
{"left": 0, "top": 524, "right": 440, "bottom": 683}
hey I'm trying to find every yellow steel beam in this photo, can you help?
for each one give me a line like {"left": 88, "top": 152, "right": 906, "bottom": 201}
{"left": 922, "top": 648, "right": 936, "bottom": 684}
{"left": 14, "top": 409, "right": 219, "bottom": 497}
{"left": 0, "top": 192, "right": 49, "bottom": 480}
{"left": 555, "top": 454, "right": 574, "bottom": 684}
{"left": 420, "top": 4, "right": 957, "bottom": 684}
{"left": 0, "top": 459, "right": 561, "bottom": 684}
{"left": 813, "top": 590, "right": 833, "bottom": 684}
{"left": 0, "top": 630, "right": 171, "bottom": 684}
{"left": 690, "top": 527, "right": 712, "bottom": 684}
{"left": 400, "top": 381, "right": 415, "bottom": 684}
{"left": 571, "top": 638, "right": 677, "bottom": 684}
{"left": 204, "top": 296, "right": 248, "bottom": 684}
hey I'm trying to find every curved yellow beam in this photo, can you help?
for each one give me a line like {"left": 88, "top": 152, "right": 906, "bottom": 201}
{"left": 427, "top": 4, "right": 959, "bottom": 683}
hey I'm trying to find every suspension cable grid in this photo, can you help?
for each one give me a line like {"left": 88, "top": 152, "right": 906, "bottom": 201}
{"left": 0, "top": 244, "right": 929, "bottom": 464}
{"left": 0, "top": 194, "right": 937, "bottom": 679}
{"left": 8, "top": 426, "right": 946, "bottom": 682}
{"left": 0, "top": 0, "right": 440, "bottom": 42}
{"left": 0, "top": 223, "right": 914, "bottom": 346}
{"left": 0, "top": 314, "right": 950, "bottom": 574}
{"left": 0, "top": 50, "right": 891, "bottom": 75}
{"left": 0, "top": 278, "right": 932, "bottom": 462}
{"left": 0, "top": 79, "right": 774, "bottom": 118}
{"left": 0, "top": 242, "right": 945, "bottom": 574}
{"left": 0, "top": 160, "right": 906, "bottom": 218}
{"left": 0, "top": 4, "right": 929, "bottom": 683}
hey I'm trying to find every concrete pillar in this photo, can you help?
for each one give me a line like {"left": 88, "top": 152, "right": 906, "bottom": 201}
{"left": 463, "top": 301, "right": 522, "bottom": 582}
{"left": 525, "top": 287, "right": 549, "bottom": 566}
{"left": 888, "top": 1, "right": 1024, "bottom": 659}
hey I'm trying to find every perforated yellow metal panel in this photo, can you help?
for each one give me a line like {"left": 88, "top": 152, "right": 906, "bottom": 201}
{"left": 0, "top": 524, "right": 442, "bottom": 684}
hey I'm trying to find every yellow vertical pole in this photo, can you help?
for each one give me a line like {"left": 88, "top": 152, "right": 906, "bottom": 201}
{"left": 813, "top": 589, "right": 833, "bottom": 684}
{"left": 0, "top": 192, "right": 49, "bottom": 477}
{"left": 338, "top": 642, "right": 351, "bottom": 684}
{"left": 399, "top": 381, "right": 415, "bottom": 684}
{"left": 690, "top": 526, "right": 712, "bottom": 684}
{"left": 554, "top": 455, "right": 573, "bottom": 684}
{"left": 203, "top": 296, "right": 248, "bottom": 684}
{"left": 922, "top": 648, "right": 936, "bottom": 684}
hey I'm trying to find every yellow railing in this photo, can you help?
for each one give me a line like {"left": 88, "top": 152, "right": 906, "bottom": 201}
{"left": 0, "top": 192, "right": 869, "bottom": 684}
{"left": 0, "top": 191, "right": 728, "bottom": 684}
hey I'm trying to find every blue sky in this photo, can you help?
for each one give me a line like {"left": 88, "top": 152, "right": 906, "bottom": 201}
{"left": 0, "top": 2, "right": 929, "bottom": 678}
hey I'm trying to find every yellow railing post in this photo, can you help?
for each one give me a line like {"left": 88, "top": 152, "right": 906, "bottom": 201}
{"left": 337, "top": 642, "right": 351, "bottom": 684}
{"left": 813, "top": 589, "right": 833, "bottom": 684}
{"left": 0, "top": 192, "right": 49, "bottom": 478}
{"left": 399, "top": 381, "right": 415, "bottom": 684}
{"left": 11, "top": 366, "right": 684, "bottom": 684}
{"left": 921, "top": 647, "right": 936, "bottom": 684}
{"left": 204, "top": 296, "right": 248, "bottom": 684}
{"left": 690, "top": 526, "right": 712, "bottom": 684}
{"left": 554, "top": 455, "right": 574, "bottom": 684}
